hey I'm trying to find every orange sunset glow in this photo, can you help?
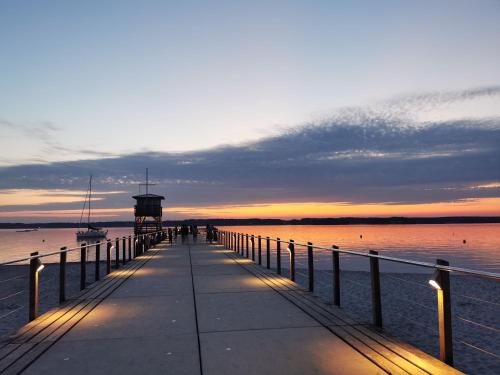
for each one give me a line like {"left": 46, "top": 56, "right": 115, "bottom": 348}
{"left": 1, "top": 198, "right": 499, "bottom": 220}
{"left": 167, "top": 198, "right": 500, "bottom": 218}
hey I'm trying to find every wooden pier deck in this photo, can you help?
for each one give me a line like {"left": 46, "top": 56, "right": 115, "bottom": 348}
{"left": 0, "top": 238, "right": 460, "bottom": 374}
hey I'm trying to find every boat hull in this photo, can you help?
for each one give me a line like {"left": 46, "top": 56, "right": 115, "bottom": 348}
{"left": 76, "top": 229, "right": 108, "bottom": 241}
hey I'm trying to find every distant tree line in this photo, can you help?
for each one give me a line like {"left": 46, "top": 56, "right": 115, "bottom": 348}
{"left": 1, "top": 216, "right": 500, "bottom": 229}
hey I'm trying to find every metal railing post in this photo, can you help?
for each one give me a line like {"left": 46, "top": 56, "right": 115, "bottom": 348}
{"left": 80, "top": 243, "right": 86, "bottom": 290}
{"left": 128, "top": 236, "right": 132, "bottom": 260}
{"left": 106, "top": 240, "right": 111, "bottom": 274}
{"left": 266, "top": 237, "right": 270, "bottom": 269}
{"left": 276, "top": 238, "right": 281, "bottom": 274}
{"left": 240, "top": 233, "right": 243, "bottom": 256}
{"left": 245, "top": 234, "right": 249, "bottom": 258}
{"left": 237, "top": 233, "right": 240, "bottom": 253}
{"left": 115, "top": 238, "right": 120, "bottom": 268}
{"left": 307, "top": 242, "right": 314, "bottom": 292}
{"left": 122, "top": 237, "right": 126, "bottom": 264}
{"left": 29, "top": 251, "right": 39, "bottom": 321}
{"left": 436, "top": 259, "right": 454, "bottom": 366}
{"left": 289, "top": 240, "right": 295, "bottom": 281}
{"left": 251, "top": 235, "right": 255, "bottom": 261}
{"left": 59, "top": 247, "right": 67, "bottom": 303}
{"left": 369, "top": 250, "right": 382, "bottom": 328}
{"left": 258, "top": 236, "right": 262, "bottom": 265}
{"left": 332, "top": 246, "right": 340, "bottom": 306}
{"left": 95, "top": 242, "right": 100, "bottom": 281}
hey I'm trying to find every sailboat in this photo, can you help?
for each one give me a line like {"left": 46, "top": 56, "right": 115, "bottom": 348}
{"left": 76, "top": 175, "right": 108, "bottom": 241}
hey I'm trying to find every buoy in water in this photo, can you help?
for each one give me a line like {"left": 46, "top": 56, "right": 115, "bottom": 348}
{"left": 360, "top": 235, "right": 363, "bottom": 239}
{"left": 463, "top": 239, "right": 466, "bottom": 244}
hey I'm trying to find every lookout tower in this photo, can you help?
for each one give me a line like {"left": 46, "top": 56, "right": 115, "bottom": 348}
{"left": 133, "top": 169, "right": 165, "bottom": 235}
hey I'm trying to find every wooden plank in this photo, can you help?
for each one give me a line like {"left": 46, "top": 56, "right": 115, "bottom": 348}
{"left": 331, "top": 325, "right": 411, "bottom": 375}
{"left": 354, "top": 325, "right": 462, "bottom": 375}
{"left": 339, "top": 325, "right": 428, "bottom": 375}
{"left": 0, "top": 343, "right": 36, "bottom": 374}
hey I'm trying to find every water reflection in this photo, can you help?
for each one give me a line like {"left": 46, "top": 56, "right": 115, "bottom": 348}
{"left": 220, "top": 224, "right": 500, "bottom": 273}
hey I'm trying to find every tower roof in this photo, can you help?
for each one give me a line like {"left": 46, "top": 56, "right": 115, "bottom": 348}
{"left": 132, "top": 193, "right": 165, "bottom": 200}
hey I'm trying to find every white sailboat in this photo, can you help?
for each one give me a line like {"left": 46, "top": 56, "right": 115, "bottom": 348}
{"left": 76, "top": 175, "right": 108, "bottom": 240}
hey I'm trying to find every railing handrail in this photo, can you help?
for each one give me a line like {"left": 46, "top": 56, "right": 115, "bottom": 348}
{"left": 0, "top": 229, "right": 167, "bottom": 266}
{"left": 226, "top": 231, "right": 500, "bottom": 281}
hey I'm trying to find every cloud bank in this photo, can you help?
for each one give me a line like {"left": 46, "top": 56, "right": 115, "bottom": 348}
{"left": 0, "top": 87, "right": 499, "bottom": 219}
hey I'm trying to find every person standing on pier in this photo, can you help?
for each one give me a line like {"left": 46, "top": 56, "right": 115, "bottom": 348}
{"left": 180, "top": 224, "right": 189, "bottom": 244}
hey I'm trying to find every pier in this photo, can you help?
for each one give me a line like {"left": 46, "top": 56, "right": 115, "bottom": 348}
{"left": 0, "top": 231, "right": 465, "bottom": 374}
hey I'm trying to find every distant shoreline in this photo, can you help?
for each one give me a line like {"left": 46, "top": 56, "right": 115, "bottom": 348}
{"left": 1, "top": 216, "right": 499, "bottom": 229}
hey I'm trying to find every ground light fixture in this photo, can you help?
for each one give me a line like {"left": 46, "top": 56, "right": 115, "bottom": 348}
{"left": 428, "top": 269, "right": 441, "bottom": 289}
{"left": 35, "top": 258, "right": 44, "bottom": 273}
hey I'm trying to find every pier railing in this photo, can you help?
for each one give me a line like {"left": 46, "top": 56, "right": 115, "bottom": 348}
{"left": 0, "top": 230, "right": 168, "bottom": 330}
{"left": 218, "top": 229, "right": 500, "bottom": 371}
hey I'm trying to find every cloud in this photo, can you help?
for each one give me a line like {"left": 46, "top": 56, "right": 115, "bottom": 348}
{"left": 0, "top": 86, "right": 499, "bottom": 217}
{"left": 0, "top": 119, "right": 120, "bottom": 165}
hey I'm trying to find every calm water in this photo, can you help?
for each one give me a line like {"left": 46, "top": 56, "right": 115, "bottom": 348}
{"left": 0, "top": 227, "right": 134, "bottom": 264}
{"left": 0, "top": 224, "right": 499, "bottom": 272}
{"left": 220, "top": 224, "right": 500, "bottom": 273}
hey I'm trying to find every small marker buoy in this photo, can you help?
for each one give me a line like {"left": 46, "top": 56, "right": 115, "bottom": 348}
{"left": 463, "top": 239, "right": 466, "bottom": 244}
{"left": 360, "top": 235, "right": 363, "bottom": 239}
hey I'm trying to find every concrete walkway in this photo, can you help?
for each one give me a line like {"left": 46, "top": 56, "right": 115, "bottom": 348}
{"left": 21, "top": 239, "right": 385, "bottom": 374}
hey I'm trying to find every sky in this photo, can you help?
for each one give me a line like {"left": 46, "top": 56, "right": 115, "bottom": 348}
{"left": 1, "top": 0, "right": 500, "bottom": 222}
